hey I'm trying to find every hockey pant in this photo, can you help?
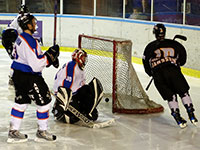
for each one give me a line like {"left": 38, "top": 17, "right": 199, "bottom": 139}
{"left": 153, "top": 65, "right": 190, "bottom": 100}
{"left": 11, "top": 70, "right": 52, "bottom": 131}
{"left": 52, "top": 77, "right": 104, "bottom": 124}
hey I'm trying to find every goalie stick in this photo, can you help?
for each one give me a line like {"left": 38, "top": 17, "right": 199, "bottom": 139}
{"left": 50, "top": 91, "right": 115, "bottom": 128}
{"left": 145, "top": 34, "right": 187, "bottom": 91}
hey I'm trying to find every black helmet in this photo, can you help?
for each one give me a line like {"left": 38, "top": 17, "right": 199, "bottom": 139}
{"left": 153, "top": 23, "right": 166, "bottom": 40}
{"left": 18, "top": 13, "right": 35, "bottom": 31}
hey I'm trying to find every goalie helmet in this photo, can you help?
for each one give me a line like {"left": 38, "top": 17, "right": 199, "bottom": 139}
{"left": 72, "top": 48, "right": 88, "bottom": 70}
{"left": 18, "top": 13, "right": 36, "bottom": 32}
{"left": 153, "top": 23, "right": 166, "bottom": 41}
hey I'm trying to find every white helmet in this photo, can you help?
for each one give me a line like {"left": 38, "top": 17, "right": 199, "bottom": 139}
{"left": 72, "top": 48, "right": 88, "bottom": 70}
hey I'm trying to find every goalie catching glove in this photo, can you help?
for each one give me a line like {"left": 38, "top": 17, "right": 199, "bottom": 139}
{"left": 44, "top": 44, "right": 60, "bottom": 68}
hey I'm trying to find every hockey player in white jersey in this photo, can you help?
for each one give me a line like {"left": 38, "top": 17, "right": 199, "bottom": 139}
{"left": 2, "top": 4, "right": 28, "bottom": 56}
{"left": 2, "top": 5, "right": 29, "bottom": 85}
{"left": 52, "top": 48, "right": 104, "bottom": 125}
{"left": 7, "top": 13, "right": 59, "bottom": 143}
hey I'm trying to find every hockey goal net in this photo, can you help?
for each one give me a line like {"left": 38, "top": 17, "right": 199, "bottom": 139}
{"left": 78, "top": 34, "right": 164, "bottom": 114}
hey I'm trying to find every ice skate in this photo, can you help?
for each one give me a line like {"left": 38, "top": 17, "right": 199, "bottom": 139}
{"left": 7, "top": 130, "right": 28, "bottom": 143}
{"left": 35, "top": 130, "right": 56, "bottom": 142}
{"left": 186, "top": 106, "right": 198, "bottom": 126}
{"left": 171, "top": 111, "right": 187, "bottom": 129}
{"left": 188, "top": 112, "right": 198, "bottom": 125}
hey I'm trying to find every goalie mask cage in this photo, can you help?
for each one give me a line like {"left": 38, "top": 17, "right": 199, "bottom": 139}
{"left": 78, "top": 34, "right": 164, "bottom": 114}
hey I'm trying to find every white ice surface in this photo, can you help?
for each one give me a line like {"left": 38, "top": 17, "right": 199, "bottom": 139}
{"left": 0, "top": 49, "right": 200, "bottom": 150}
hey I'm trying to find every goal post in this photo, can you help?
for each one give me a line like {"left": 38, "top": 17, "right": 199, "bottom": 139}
{"left": 78, "top": 34, "right": 164, "bottom": 114}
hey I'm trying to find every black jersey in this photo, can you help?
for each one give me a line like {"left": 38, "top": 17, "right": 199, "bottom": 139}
{"left": 142, "top": 39, "right": 187, "bottom": 76}
{"left": 143, "top": 39, "right": 189, "bottom": 100}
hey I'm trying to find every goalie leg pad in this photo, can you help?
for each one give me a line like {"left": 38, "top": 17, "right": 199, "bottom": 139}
{"left": 74, "top": 77, "right": 103, "bottom": 120}
{"left": 52, "top": 86, "right": 72, "bottom": 122}
{"left": 52, "top": 103, "right": 71, "bottom": 123}
{"left": 89, "top": 108, "right": 98, "bottom": 121}
{"left": 56, "top": 86, "right": 72, "bottom": 110}
{"left": 88, "top": 77, "right": 104, "bottom": 117}
{"left": 52, "top": 99, "right": 65, "bottom": 122}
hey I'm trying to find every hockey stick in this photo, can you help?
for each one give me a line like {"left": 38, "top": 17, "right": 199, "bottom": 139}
{"left": 22, "top": 0, "right": 25, "bottom": 5}
{"left": 53, "top": 0, "right": 58, "bottom": 45}
{"left": 50, "top": 91, "right": 115, "bottom": 128}
{"left": 173, "top": 35, "right": 187, "bottom": 41}
{"left": 145, "top": 34, "right": 187, "bottom": 91}
{"left": 52, "top": 0, "right": 60, "bottom": 68}
{"left": 67, "top": 103, "right": 115, "bottom": 128}
{"left": 145, "top": 78, "right": 153, "bottom": 91}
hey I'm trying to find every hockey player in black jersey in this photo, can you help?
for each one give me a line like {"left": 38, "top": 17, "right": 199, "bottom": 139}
{"left": 142, "top": 23, "right": 198, "bottom": 128}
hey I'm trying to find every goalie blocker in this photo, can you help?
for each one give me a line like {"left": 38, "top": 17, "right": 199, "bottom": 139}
{"left": 52, "top": 77, "right": 103, "bottom": 124}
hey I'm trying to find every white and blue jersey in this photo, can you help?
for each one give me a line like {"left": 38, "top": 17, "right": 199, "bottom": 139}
{"left": 6, "top": 14, "right": 23, "bottom": 34}
{"left": 11, "top": 32, "right": 48, "bottom": 75}
{"left": 53, "top": 60, "right": 85, "bottom": 94}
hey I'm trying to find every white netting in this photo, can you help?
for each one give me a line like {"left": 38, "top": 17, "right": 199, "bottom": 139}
{"left": 79, "top": 34, "right": 163, "bottom": 114}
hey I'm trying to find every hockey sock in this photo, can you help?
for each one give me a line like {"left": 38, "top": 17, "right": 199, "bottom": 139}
{"left": 180, "top": 92, "right": 193, "bottom": 107}
{"left": 37, "top": 103, "right": 50, "bottom": 131}
{"left": 167, "top": 95, "right": 179, "bottom": 112}
{"left": 10, "top": 103, "right": 28, "bottom": 130}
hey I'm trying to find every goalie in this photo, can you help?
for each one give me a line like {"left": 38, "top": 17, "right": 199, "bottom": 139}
{"left": 52, "top": 48, "right": 104, "bottom": 125}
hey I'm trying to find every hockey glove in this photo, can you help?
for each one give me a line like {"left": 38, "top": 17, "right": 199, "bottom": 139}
{"left": 53, "top": 58, "right": 59, "bottom": 68}
{"left": 44, "top": 44, "right": 60, "bottom": 68}
{"left": 2, "top": 29, "right": 18, "bottom": 59}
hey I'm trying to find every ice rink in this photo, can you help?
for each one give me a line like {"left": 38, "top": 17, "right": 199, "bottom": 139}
{"left": 0, "top": 49, "right": 200, "bottom": 150}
